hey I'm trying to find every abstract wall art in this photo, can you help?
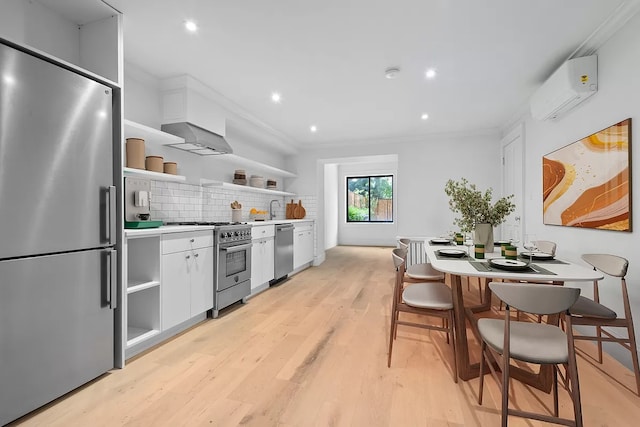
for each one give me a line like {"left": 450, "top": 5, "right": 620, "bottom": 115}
{"left": 543, "top": 118, "right": 632, "bottom": 231}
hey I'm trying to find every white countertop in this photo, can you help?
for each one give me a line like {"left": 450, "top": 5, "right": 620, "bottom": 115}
{"left": 247, "top": 219, "right": 314, "bottom": 225}
{"left": 124, "top": 219, "right": 314, "bottom": 237}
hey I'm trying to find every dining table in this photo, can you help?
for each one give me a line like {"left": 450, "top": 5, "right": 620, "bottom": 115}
{"left": 424, "top": 238, "right": 604, "bottom": 392}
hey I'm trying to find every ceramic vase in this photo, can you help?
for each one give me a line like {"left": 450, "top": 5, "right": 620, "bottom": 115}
{"left": 474, "top": 223, "right": 494, "bottom": 253}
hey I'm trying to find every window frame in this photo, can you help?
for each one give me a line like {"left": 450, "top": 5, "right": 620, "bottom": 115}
{"left": 345, "top": 174, "right": 394, "bottom": 223}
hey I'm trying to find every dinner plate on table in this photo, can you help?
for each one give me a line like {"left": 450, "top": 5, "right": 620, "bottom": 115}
{"left": 430, "top": 238, "right": 452, "bottom": 245}
{"left": 437, "top": 248, "right": 467, "bottom": 258}
{"left": 520, "top": 252, "right": 555, "bottom": 260}
{"left": 489, "top": 258, "right": 529, "bottom": 271}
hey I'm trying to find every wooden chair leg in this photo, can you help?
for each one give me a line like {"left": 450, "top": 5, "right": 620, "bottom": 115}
{"left": 596, "top": 325, "right": 604, "bottom": 363}
{"left": 567, "top": 319, "right": 584, "bottom": 427}
{"left": 478, "top": 341, "right": 486, "bottom": 404}
{"left": 388, "top": 304, "right": 398, "bottom": 367}
{"left": 552, "top": 364, "right": 559, "bottom": 417}
{"left": 501, "top": 352, "right": 510, "bottom": 427}
{"left": 626, "top": 318, "right": 640, "bottom": 395}
{"left": 449, "top": 312, "right": 457, "bottom": 383}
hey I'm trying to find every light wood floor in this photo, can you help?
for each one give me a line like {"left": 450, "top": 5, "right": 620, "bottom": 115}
{"left": 13, "top": 246, "right": 640, "bottom": 426}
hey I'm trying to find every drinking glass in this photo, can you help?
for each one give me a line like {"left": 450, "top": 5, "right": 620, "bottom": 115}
{"left": 509, "top": 229, "right": 520, "bottom": 251}
{"left": 523, "top": 233, "right": 538, "bottom": 264}
{"left": 464, "top": 232, "right": 474, "bottom": 257}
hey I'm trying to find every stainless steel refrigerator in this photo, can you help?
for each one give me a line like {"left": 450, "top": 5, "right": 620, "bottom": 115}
{"left": 0, "top": 40, "right": 118, "bottom": 425}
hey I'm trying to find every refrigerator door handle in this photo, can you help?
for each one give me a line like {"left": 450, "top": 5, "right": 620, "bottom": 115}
{"left": 106, "top": 249, "right": 118, "bottom": 309}
{"left": 106, "top": 185, "right": 116, "bottom": 246}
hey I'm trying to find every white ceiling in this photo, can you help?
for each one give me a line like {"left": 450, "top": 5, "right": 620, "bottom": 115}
{"left": 104, "top": 0, "right": 638, "bottom": 149}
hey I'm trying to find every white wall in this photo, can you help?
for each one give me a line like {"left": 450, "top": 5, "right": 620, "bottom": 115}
{"left": 323, "top": 163, "right": 338, "bottom": 249}
{"left": 337, "top": 160, "right": 398, "bottom": 246}
{"left": 514, "top": 11, "right": 640, "bottom": 368}
{"left": 289, "top": 133, "right": 501, "bottom": 256}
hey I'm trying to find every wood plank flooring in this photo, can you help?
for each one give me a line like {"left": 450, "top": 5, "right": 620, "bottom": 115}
{"left": 12, "top": 246, "right": 640, "bottom": 426}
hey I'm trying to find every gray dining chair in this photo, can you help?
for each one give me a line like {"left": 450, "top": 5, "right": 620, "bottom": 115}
{"left": 398, "top": 238, "right": 444, "bottom": 282}
{"left": 568, "top": 254, "right": 640, "bottom": 395}
{"left": 389, "top": 248, "right": 457, "bottom": 383}
{"left": 478, "top": 281, "right": 582, "bottom": 427}
{"left": 534, "top": 240, "right": 557, "bottom": 256}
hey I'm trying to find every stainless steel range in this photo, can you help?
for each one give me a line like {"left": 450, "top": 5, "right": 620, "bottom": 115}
{"left": 213, "top": 223, "right": 252, "bottom": 317}
{"left": 166, "top": 221, "right": 252, "bottom": 318}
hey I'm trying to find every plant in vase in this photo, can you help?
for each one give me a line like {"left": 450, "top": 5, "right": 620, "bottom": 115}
{"left": 444, "top": 178, "right": 516, "bottom": 251}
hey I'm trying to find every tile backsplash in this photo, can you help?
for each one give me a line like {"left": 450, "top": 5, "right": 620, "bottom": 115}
{"left": 150, "top": 180, "right": 316, "bottom": 223}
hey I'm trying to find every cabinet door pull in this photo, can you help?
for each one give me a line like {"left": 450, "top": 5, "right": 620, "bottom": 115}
{"left": 190, "top": 238, "right": 195, "bottom": 243}
{"left": 186, "top": 255, "right": 191, "bottom": 259}
{"left": 194, "top": 253, "right": 199, "bottom": 258}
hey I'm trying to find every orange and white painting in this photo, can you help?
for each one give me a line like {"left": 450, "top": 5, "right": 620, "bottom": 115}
{"left": 543, "top": 118, "right": 632, "bottom": 231}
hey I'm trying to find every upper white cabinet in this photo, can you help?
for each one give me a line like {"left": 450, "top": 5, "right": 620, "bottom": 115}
{"left": 0, "top": 0, "right": 122, "bottom": 84}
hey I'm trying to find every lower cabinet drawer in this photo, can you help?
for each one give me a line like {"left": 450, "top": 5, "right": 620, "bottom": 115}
{"left": 162, "top": 231, "right": 213, "bottom": 254}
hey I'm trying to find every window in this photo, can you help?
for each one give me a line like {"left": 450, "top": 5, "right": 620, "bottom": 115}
{"left": 346, "top": 175, "right": 393, "bottom": 222}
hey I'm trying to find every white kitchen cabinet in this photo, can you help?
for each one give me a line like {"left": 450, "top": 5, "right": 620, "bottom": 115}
{"left": 161, "top": 231, "right": 214, "bottom": 330}
{"left": 0, "top": 0, "right": 122, "bottom": 84}
{"left": 251, "top": 225, "right": 275, "bottom": 293}
{"left": 293, "top": 222, "right": 314, "bottom": 269}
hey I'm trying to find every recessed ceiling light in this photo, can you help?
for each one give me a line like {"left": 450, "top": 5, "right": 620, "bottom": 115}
{"left": 425, "top": 68, "right": 437, "bottom": 79}
{"left": 184, "top": 20, "right": 198, "bottom": 32}
{"left": 385, "top": 67, "right": 401, "bottom": 79}
{"left": 310, "top": 125, "right": 317, "bottom": 133}
{"left": 271, "top": 92, "right": 281, "bottom": 103}
{"left": 421, "top": 113, "right": 429, "bottom": 120}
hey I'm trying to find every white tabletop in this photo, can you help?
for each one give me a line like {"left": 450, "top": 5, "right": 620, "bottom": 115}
{"left": 424, "top": 239, "right": 603, "bottom": 282}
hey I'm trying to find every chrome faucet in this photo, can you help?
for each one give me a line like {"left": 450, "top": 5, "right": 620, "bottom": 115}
{"left": 269, "top": 199, "right": 281, "bottom": 220}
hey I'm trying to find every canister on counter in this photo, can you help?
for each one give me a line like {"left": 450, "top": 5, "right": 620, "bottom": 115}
{"left": 163, "top": 162, "right": 177, "bottom": 175}
{"left": 126, "top": 138, "right": 145, "bottom": 169}
{"left": 145, "top": 155, "right": 163, "bottom": 172}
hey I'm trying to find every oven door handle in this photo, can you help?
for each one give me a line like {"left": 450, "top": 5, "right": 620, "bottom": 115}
{"left": 220, "top": 242, "right": 253, "bottom": 253}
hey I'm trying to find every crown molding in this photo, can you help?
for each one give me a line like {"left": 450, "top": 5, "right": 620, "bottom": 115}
{"left": 570, "top": 0, "right": 640, "bottom": 58}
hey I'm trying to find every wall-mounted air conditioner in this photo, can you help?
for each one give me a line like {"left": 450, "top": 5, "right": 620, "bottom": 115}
{"left": 530, "top": 55, "right": 598, "bottom": 121}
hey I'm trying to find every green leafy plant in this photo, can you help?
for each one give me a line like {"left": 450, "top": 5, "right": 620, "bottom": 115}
{"left": 348, "top": 205, "right": 369, "bottom": 221}
{"left": 444, "top": 178, "right": 516, "bottom": 232}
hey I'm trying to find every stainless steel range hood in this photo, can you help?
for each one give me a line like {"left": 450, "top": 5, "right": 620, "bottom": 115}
{"left": 161, "top": 122, "right": 233, "bottom": 155}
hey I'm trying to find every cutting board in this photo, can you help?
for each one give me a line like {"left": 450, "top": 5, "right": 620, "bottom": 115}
{"left": 286, "top": 199, "right": 296, "bottom": 219}
{"left": 292, "top": 200, "right": 306, "bottom": 219}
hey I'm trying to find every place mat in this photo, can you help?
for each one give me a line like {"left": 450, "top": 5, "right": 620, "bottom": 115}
{"left": 518, "top": 255, "right": 568, "bottom": 264}
{"left": 468, "top": 261, "right": 557, "bottom": 275}
{"left": 434, "top": 252, "right": 473, "bottom": 261}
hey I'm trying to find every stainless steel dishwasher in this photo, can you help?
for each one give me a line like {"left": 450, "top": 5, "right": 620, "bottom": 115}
{"left": 272, "top": 223, "right": 294, "bottom": 284}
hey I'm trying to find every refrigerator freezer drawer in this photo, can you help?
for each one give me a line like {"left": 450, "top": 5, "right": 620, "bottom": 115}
{"left": 0, "top": 249, "right": 115, "bottom": 425}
